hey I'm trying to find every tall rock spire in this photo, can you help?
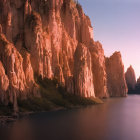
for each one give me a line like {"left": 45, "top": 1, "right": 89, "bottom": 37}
{"left": 125, "top": 65, "right": 136, "bottom": 93}
{"left": 106, "top": 52, "right": 128, "bottom": 97}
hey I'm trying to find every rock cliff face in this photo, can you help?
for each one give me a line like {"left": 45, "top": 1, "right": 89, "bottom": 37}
{"left": 105, "top": 52, "right": 128, "bottom": 97}
{"left": 89, "top": 41, "right": 108, "bottom": 98}
{"left": 125, "top": 65, "right": 136, "bottom": 92}
{"left": 0, "top": 0, "right": 127, "bottom": 108}
{"left": 0, "top": 61, "right": 9, "bottom": 104}
{"left": 74, "top": 43, "right": 95, "bottom": 97}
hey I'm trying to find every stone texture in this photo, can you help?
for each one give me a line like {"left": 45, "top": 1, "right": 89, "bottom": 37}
{"left": 89, "top": 41, "right": 108, "bottom": 98}
{"left": 0, "top": 33, "right": 38, "bottom": 105}
{"left": 0, "top": 34, "right": 26, "bottom": 97}
{"left": 0, "top": 61, "right": 9, "bottom": 104}
{"left": 125, "top": 65, "right": 136, "bottom": 91}
{"left": 105, "top": 52, "right": 128, "bottom": 97}
{"left": 0, "top": 0, "right": 96, "bottom": 102}
{"left": 0, "top": 0, "right": 128, "bottom": 108}
{"left": 74, "top": 43, "right": 95, "bottom": 97}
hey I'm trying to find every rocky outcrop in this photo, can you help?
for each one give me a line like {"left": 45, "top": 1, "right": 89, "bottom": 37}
{"left": 0, "top": 34, "right": 25, "bottom": 99}
{"left": 74, "top": 43, "right": 95, "bottom": 97}
{"left": 0, "top": 33, "right": 38, "bottom": 106}
{"left": 0, "top": 0, "right": 127, "bottom": 110}
{"left": 105, "top": 52, "right": 128, "bottom": 97}
{"left": 125, "top": 65, "right": 136, "bottom": 93}
{"left": 89, "top": 41, "right": 108, "bottom": 98}
{"left": 0, "top": 0, "right": 95, "bottom": 102}
{"left": 0, "top": 61, "right": 9, "bottom": 104}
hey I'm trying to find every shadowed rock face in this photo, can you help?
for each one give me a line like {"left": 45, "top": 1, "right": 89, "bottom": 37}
{"left": 105, "top": 52, "right": 128, "bottom": 97}
{"left": 129, "top": 77, "right": 140, "bottom": 94}
{"left": 135, "top": 77, "right": 140, "bottom": 94}
{"left": 125, "top": 66, "right": 136, "bottom": 92}
{"left": 0, "top": 0, "right": 127, "bottom": 107}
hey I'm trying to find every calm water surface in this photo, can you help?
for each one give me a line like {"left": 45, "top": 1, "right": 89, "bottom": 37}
{"left": 1, "top": 95, "right": 140, "bottom": 140}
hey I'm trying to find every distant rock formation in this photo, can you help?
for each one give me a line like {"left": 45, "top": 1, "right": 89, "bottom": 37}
{"left": 0, "top": 0, "right": 127, "bottom": 110}
{"left": 105, "top": 52, "right": 128, "bottom": 97}
{"left": 125, "top": 65, "right": 136, "bottom": 93}
{"left": 134, "top": 77, "right": 140, "bottom": 94}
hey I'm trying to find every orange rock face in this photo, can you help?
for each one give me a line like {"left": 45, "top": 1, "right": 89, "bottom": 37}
{"left": 105, "top": 52, "right": 128, "bottom": 97}
{"left": 74, "top": 43, "right": 95, "bottom": 97}
{"left": 0, "top": 0, "right": 128, "bottom": 107}
{"left": 89, "top": 41, "right": 108, "bottom": 98}
{"left": 0, "top": 61, "right": 9, "bottom": 104}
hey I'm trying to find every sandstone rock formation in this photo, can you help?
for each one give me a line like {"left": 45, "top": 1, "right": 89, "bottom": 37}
{"left": 89, "top": 41, "right": 108, "bottom": 98}
{"left": 74, "top": 43, "right": 95, "bottom": 97}
{"left": 125, "top": 65, "right": 136, "bottom": 93}
{"left": 105, "top": 52, "right": 128, "bottom": 97}
{"left": 0, "top": 61, "right": 9, "bottom": 104}
{"left": 0, "top": 0, "right": 128, "bottom": 110}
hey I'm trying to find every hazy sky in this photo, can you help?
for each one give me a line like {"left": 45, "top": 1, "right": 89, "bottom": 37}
{"left": 79, "top": 0, "right": 140, "bottom": 79}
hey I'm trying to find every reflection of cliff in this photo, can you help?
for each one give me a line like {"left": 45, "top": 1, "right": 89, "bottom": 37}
{"left": 0, "top": 0, "right": 128, "bottom": 110}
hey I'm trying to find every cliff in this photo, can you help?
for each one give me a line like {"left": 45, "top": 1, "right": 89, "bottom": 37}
{"left": 125, "top": 65, "right": 136, "bottom": 93}
{"left": 0, "top": 0, "right": 127, "bottom": 111}
{"left": 89, "top": 41, "right": 108, "bottom": 98}
{"left": 135, "top": 77, "right": 140, "bottom": 94}
{"left": 105, "top": 52, "right": 128, "bottom": 97}
{"left": 74, "top": 43, "right": 95, "bottom": 97}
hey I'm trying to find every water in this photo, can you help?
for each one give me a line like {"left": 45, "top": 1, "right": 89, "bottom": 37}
{"left": 1, "top": 95, "right": 140, "bottom": 140}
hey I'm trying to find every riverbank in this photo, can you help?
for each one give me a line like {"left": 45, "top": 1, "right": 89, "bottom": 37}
{"left": 16, "top": 77, "right": 103, "bottom": 113}
{"left": 1, "top": 95, "right": 139, "bottom": 140}
{"left": 0, "top": 101, "right": 103, "bottom": 126}
{"left": 0, "top": 78, "right": 103, "bottom": 125}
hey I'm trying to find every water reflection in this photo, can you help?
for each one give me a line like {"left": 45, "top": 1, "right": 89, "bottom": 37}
{"left": 1, "top": 95, "right": 140, "bottom": 140}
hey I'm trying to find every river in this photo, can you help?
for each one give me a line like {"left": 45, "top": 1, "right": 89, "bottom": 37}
{"left": 1, "top": 95, "right": 140, "bottom": 140}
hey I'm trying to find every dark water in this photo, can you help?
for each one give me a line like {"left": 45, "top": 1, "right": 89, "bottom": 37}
{"left": 1, "top": 95, "right": 140, "bottom": 140}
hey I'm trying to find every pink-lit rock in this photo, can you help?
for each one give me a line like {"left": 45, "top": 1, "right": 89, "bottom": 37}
{"left": 105, "top": 52, "right": 128, "bottom": 97}
{"left": 74, "top": 43, "right": 95, "bottom": 97}
{"left": 0, "top": 61, "right": 9, "bottom": 103}
{"left": 89, "top": 41, "right": 108, "bottom": 98}
{"left": 0, "top": 0, "right": 128, "bottom": 107}
{"left": 125, "top": 65, "right": 136, "bottom": 90}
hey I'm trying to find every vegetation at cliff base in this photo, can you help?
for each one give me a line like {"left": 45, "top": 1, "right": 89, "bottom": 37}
{"left": 17, "top": 77, "right": 103, "bottom": 113}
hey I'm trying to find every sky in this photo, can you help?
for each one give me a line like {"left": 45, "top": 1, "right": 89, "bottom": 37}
{"left": 78, "top": 0, "right": 140, "bottom": 79}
